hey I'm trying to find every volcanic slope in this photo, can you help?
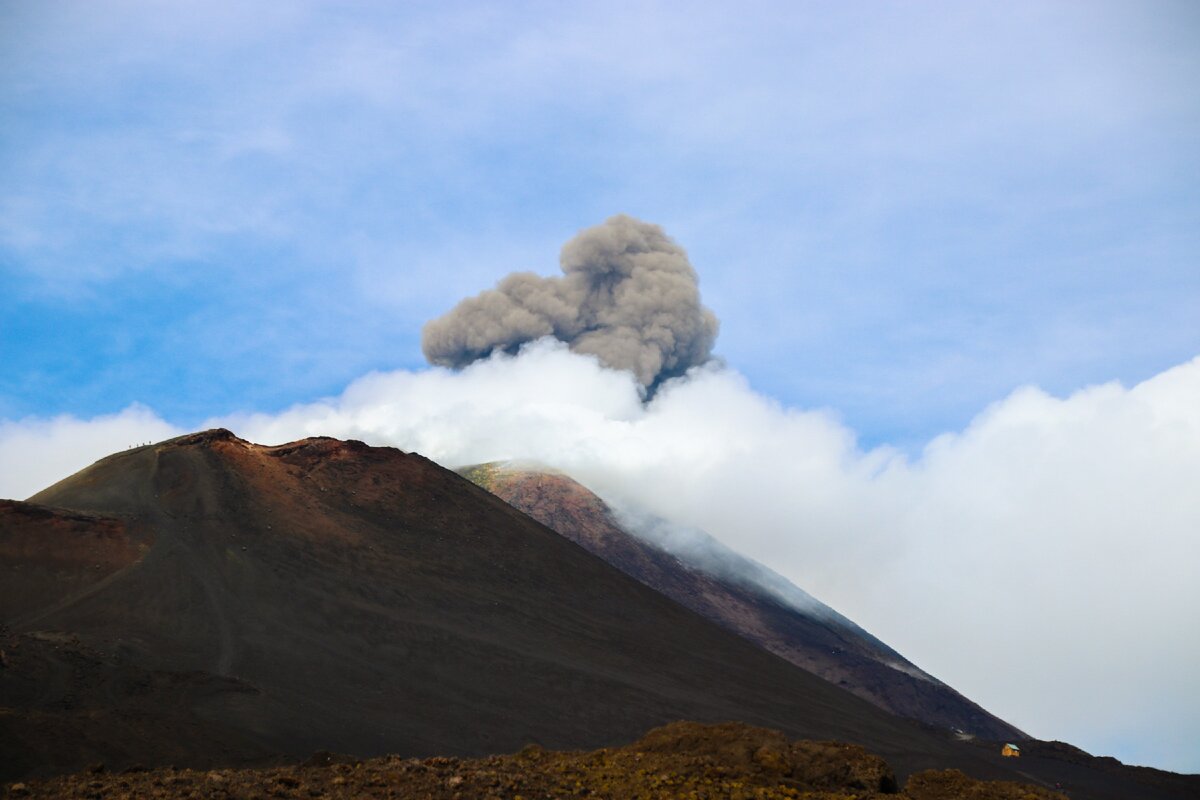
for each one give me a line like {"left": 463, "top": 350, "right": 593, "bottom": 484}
{"left": 458, "top": 462, "right": 1021, "bottom": 740}
{"left": 3, "top": 430, "right": 975, "bottom": 777}
{"left": 1, "top": 431, "right": 1193, "bottom": 799}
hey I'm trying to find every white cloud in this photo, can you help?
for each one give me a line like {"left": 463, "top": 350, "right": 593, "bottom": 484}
{"left": 3, "top": 343, "right": 1198, "bottom": 772}
{"left": 224, "top": 344, "right": 1200, "bottom": 772}
{"left": 0, "top": 404, "right": 181, "bottom": 500}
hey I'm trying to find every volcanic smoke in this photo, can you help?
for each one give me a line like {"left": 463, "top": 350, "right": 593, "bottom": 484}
{"left": 422, "top": 215, "right": 719, "bottom": 392}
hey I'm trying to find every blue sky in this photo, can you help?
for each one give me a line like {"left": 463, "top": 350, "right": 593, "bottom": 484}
{"left": 4, "top": 1, "right": 1196, "bottom": 447}
{"left": 3, "top": 0, "right": 1199, "bottom": 773}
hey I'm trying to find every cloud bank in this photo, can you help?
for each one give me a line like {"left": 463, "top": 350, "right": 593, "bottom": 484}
{"left": 422, "top": 215, "right": 719, "bottom": 392}
{"left": 0, "top": 405, "right": 182, "bottom": 500}
{"left": 2, "top": 345, "right": 1198, "bottom": 771}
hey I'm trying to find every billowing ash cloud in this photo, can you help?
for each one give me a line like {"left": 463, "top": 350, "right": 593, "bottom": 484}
{"left": 421, "top": 215, "right": 719, "bottom": 390}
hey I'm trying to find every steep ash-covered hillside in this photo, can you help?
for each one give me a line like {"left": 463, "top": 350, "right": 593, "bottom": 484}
{"left": 458, "top": 462, "right": 1024, "bottom": 741}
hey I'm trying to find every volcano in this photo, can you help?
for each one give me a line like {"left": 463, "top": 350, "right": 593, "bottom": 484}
{"left": 2, "top": 430, "right": 1195, "bottom": 799}
{"left": 457, "top": 462, "right": 1023, "bottom": 740}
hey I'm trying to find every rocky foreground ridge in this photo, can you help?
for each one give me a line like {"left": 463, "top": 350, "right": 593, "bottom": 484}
{"left": 4, "top": 721, "right": 1065, "bottom": 800}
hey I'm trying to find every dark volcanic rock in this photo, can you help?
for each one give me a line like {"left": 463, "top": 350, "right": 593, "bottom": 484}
{"left": 0, "top": 500, "right": 151, "bottom": 620}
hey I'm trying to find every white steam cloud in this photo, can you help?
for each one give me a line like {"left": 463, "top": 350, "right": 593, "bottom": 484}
{"left": 2, "top": 344, "right": 1198, "bottom": 772}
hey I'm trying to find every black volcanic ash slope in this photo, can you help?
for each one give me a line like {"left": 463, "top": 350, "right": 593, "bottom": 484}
{"left": 3, "top": 430, "right": 1191, "bottom": 800}
{"left": 458, "top": 462, "right": 1024, "bottom": 741}
{"left": 3, "top": 430, "right": 973, "bottom": 778}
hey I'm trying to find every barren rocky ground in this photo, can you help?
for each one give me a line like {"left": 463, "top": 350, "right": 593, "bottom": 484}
{"left": 4, "top": 721, "right": 1067, "bottom": 800}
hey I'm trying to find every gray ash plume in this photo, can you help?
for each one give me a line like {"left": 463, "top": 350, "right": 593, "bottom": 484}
{"left": 421, "top": 215, "right": 719, "bottom": 393}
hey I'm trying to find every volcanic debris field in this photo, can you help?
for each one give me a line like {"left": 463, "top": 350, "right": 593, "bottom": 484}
{"left": 5, "top": 721, "right": 1070, "bottom": 800}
